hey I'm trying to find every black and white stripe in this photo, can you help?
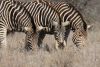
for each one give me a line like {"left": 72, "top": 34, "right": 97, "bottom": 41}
{"left": 38, "top": 0, "right": 87, "bottom": 47}
{"left": 54, "top": 2, "right": 87, "bottom": 47}
{"left": 0, "top": 0, "right": 35, "bottom": 49}
{"left": 16, "top": 0, "right": 69, "bottom": 49}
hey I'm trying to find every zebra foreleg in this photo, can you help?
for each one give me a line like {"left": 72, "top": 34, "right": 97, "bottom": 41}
{"left": 64, "top": 29, "right": 70, "bottom": 47}
{"left": 25, "top": 32, "right": 32, "bottom": 51}
{"left": 25, "top": 31, "right": 39, "bottom": 51}
{"left": 37, "top": 32, "right": 45, "bottom": 48}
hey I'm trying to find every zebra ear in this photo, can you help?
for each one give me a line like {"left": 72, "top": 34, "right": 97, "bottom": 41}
{"left": 62, "top": 21, "right": 70, "bottom": 27}
{"left": 37, "top": 26, "right": 48, "bottom": 32}
{"left": 37, "top": 26, "right": 44, "bottom": 31}
{"left": 53, "top": 21, "right": 58, "bottom": 26}
{"left": 87, "top": 24, "right": 93, "bottom": 29}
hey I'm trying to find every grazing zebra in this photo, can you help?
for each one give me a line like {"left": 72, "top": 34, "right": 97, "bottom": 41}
{"left": 12, "top": 0, "right": 69, "bottom": 49}
{"left": 38, "top": 0, "right": 87, "bottom": 48}
{"left": 0, "top": 0, "right": 39, "bottom": 50}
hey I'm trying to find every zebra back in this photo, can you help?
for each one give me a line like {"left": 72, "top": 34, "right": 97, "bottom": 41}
{"left": 17, "top": 1, "right": 64, "bottom": 32}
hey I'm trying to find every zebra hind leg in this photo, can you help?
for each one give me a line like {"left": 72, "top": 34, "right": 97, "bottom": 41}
{"left": 0, "top": 27, "right": 7, "bottom": 49}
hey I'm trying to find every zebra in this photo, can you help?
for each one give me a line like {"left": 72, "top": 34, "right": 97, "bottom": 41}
{"left": 37, "top": 0, "right": 87, "bottom": 48}
{"left": 0, "top": 0, "right": 42, "bottom": 50}
{"left": 8, "top": 0, "right": 70, "bottom": 50}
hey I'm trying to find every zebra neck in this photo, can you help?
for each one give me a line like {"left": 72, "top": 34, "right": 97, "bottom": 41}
{"left": 20, "top": 2, "right": 39, "bottom": 17}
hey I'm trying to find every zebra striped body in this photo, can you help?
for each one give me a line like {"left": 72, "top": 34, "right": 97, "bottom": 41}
{"left": 54, "top": 2, "right": 87, "bottom": 47}
{"left": 13, "top": 0, "right": 69, "bottom": 49}
{"left": 0, "top": 0, "right": 35, "bottom": 49}
{"left": 38, "top": 0, "right": 87, "bottom": 48}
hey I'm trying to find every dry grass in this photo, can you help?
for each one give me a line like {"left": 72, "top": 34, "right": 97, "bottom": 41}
{"left": 0, "top": 22, "right": 99, "bottom": 67}
{"left": 0, "top": 0, "right": 100, "bottom": 67}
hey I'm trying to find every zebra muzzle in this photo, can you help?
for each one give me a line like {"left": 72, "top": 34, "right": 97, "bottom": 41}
{"left": 58, "top": 42, "right": 65, "bottom": 49}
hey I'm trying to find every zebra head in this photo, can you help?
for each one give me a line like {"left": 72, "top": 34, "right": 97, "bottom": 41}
{"left": 53, "top": 21, "right": 70, "bottom": 49}
{"left": 72, "top": 24, "right": 87, "bottom": 48}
